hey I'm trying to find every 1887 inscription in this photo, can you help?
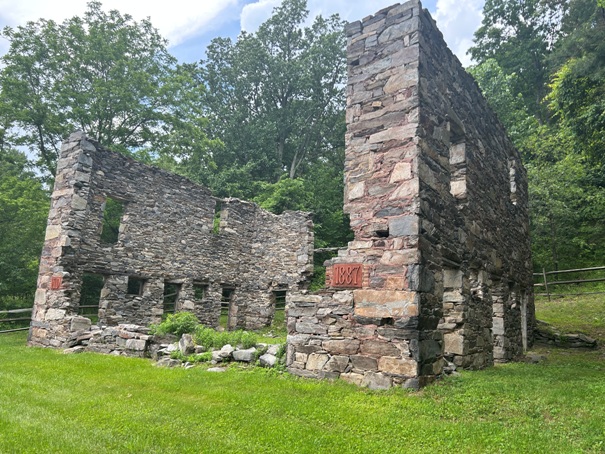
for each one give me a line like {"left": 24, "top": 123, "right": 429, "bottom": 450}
{"left": 50, "top": 276, "right": 62, "bottom": 290}
{"left": 332, "top": 264, "right": 363, "bottom": 288}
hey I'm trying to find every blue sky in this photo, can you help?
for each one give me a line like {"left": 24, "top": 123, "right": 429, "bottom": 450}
{"left": 0, "top": 0, "right": 484, "bottom": 67}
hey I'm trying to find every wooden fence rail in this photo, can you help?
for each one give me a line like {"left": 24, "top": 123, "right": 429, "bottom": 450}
{"left": 533, "top": 265, "right": 605, "bottom": 300}
{"left": 0, "top": 307, "right": 32, "bottom": 334}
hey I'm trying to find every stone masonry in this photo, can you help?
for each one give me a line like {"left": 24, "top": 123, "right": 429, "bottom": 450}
{"left": 286, "top": 1, "right": 534, "bottom": 389}
{"left": 29, "top": 132, "right": 313, "bottom": 349}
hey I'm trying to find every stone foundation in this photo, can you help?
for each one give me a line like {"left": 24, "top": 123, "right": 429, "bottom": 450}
{"left": 286, "top": 290, "right": 439, "bottom": 389}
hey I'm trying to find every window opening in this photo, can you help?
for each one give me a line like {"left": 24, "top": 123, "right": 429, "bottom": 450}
{"left": 127, "top": 277, "right": 145, "bottom": 296}
{"left": 78, "top": 273, "right": 105, "bottom": 322}
{"left": 448, "top": 119, "right": 467, "bottom": 202}
{"left": 219, "top": 286, "right": 235, "bottom": 330}
{"left": 193, "top": 282, "right": 209, "bottom": 300}
{"left": 271, "top": 289, "right": 287, "bottom": 328}
{"left": 213, "top": 200, "right": 222, "bottom": 234}
{"left": 100, "top": 197, "right": 125, "bottom": 244}
{"left": 508, "top": 158, "right": 518, "bottom": 205}
{"left": 163, "top": 282, "right": 182, "bottom": 314}
{"left": 374, "top": 227, "right": 389, "bottom": 238}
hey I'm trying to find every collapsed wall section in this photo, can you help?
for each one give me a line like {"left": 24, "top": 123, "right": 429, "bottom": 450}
{"left": 286, "top": 0, "right": 533, "bottom": 388}
{"left": 29, "top": 132, "right": 313, "bottom": 348}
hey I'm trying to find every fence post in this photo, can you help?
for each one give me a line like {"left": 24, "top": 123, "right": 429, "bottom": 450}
{"left": 542, "top": 268, "right": 551, "bottom": 301}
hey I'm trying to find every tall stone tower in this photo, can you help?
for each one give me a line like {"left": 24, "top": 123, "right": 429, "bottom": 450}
{"left": 286, "top": 0, "right": 533, "bottom": 388}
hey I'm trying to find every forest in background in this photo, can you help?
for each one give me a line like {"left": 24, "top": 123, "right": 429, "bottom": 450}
{"left": 1, "top": 0, "right": 604, "bottom": 308}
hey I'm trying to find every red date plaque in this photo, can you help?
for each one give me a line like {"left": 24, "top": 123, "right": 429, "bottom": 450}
{"left": 50, "top": 276, "right": 63, "bottom": 290}
{"left": 332, "top": 264, "right": 363, "bottom": 288}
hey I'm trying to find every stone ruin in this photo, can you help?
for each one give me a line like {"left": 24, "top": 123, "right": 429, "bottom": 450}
{"left": 28, "top": 132, "right": 313, "bottom": 349}
{"left": 286, "top": 0, "right": 534, "bottom": 389}
{"left": 29, "top": 0, "right": 534, "bottom": 388}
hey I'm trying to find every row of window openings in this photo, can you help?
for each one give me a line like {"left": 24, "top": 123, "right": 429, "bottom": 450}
{"left": 79, "top": 273, "right": 210, "bottom": 317}
{"left": 78, "top": 273, "right": 287, "bottom": 328}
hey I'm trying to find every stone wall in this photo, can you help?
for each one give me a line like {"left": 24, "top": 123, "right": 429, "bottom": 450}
{"left": 287, "top": 0, "right": 533, "bottom": 388}
{"left": 29, "top": 132, "right": 313, "bottom": 348}
{"left": 287, "top": 290, "right": 422, "bottom": 389}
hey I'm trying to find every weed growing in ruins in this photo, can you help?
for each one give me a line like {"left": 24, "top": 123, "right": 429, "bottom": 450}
{"left": 150, "top": 312, "right": 260, "bottom": 350}
{"left": 275, "top": 343, "right": 286, "bottom": 359}
{"left": 169, "top": 350, "right": 213, "bottom": 363}
{"left": 193, "top": 325, "right": 258, "bottom": 350}
{"left": 150, "top": 311, "right": 200, "bottom": 337}
{"left": 257, "top": 310, "right": 287, "bottom": 343}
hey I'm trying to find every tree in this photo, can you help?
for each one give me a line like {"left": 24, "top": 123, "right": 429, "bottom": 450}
{"left": 0, "top": 1, "right": 195, "bottom": 177}
{"left": 470, "top": 0, "right": 605, "bottom": 272}
{"left": 202, "top": 0, "right": 346, "bottom": 183}
{"left": 0, "top": 150, "right": 49, "bottom": 305}
{"left": 529, "top": 153, "right": 605, "bottom": 270}
{"left": 469, "top": 0, "right": 567, "bottom": 121}
{"left": 468, "top": 59, "right": 540, "bottom": 160}
{"left": 547, "top": 0, "right": 605, "bottom": 164}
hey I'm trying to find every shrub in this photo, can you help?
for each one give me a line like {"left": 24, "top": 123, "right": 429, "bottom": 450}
{"left": 197, "top": 351, "right": 213, "bottom": 362}
{"left": 275, "top": 343, "right": 286, "bottom": 359}
{"left": 150, "top": 312, "right": 199, "bottom": 337}
{"left": 169, "top": 350, "right": 214, "bottom": 363}
{"left": 194, "top": 326, "right": 216, "bottom": 349}
{"left": 193, "top": 325, "right": 258, "bottom": 350}
{"left": 241, "top": 332, "right": 258, "bottom": 349}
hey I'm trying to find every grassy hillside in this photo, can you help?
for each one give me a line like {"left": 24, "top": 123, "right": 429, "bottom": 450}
{"left": 0, "top": 297, "right": 603, "bottom": 453}
{"left": 535, "top": 293, "right": 605, "bottom": 341}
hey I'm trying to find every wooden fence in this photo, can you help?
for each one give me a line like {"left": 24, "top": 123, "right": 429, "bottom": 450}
{"left": 534, "top": 265, "right": 605, "bottom": 300}
{"left": 0, "top": 307, "right": 32, "bottom": 334}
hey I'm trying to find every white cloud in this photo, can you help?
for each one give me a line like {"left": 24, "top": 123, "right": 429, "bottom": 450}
{"left": 241, "top": 0, "right": 281, "bottom": 31}
{"left": 239, "top": 0, "right": 484, "bottom": 67}
{"left": 241, "top": 0, "right": 395, "bottom": 32}
{"left": 434, "top": 0, "right": 483, "bottom": 67}
{"left": 0, "top": 0, "right": 239, "bottom": 47}
{"left": 0, "top": 1, "right": 485, "bottom": 66}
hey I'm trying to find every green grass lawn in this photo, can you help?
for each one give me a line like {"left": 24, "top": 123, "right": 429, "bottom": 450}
{"left": 0, "top": 296, "right": 604, "bottom": 453}
{"left": 535, "top": 293, "right": 605, "bottom": 341}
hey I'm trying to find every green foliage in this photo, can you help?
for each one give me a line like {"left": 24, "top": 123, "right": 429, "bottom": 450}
{"left": 193, "top": 325, "right": 258, "bottom": 350}
{"left": 202, "top": 0, "right": 346, "bottom": 183}
{"left": 548, "top": 57, "right": 605, "bottom": 163}
{"left": 304, "top": 159, "right": 352, "bottom": 248}
{"left": 99, "top": 197, "right": 124, "bottom": 244}
{"left": 170, "top": 350, "right": 213, "bottom": 363}
{"left": 308, "top": 264, "right": 327, "bottom": 292}
{"left": 528, "top": 154, "right": 605, "bottom": 270}
{"left": 0, "top": 295, "right": 33, "bottom": 312}
{"left": 469, "top": 0, "right": 566, "bottom": 121}
{"left": 468, "top": 59, "right": 540, "bottom": 159}
{"left": 252, "top": 152, "right": 352, "bottom": 249}
{"left": 275, "top": 343, "right": 287, "bottom": 360}
{"left": 0, "top": 152, "right": 49, "bottom": 300}
{"left": 254, "top": 178, "right": 312, "bottom": 213}
{"left": 150, "top": 312, "right": 199, "bottom": 337}
{"left": 194, "top": 0, "right": 352, "bottom": 250}
{"left": 471, "top": 0, "right": 605, "bottom": 272}
{"left": 0, "top": 1, "right": 213, "bottom": 177}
